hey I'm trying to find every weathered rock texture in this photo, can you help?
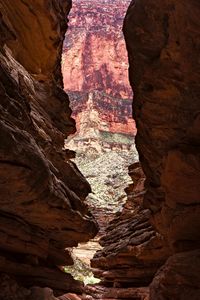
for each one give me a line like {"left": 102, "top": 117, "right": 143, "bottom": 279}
{"left": 0, "top": 0, "right": 98, "bottom": 297}
{"left": 63, "top": 1, "right": 138, "bottom": 283}
{"left": 1, "top": 0, "right": 199, "bottom": 299}
{"left": 149, "top": 250, "right": 200, "bottom": 300}
{"left": 65, "top": 91, "right": 136, "bottom": 153}
{"left": 124, "top": 0, "right": 200, "bottom": 298}
{"left": 84, "top": 284, "right": 149, "bottom": 300}
{"left": 62, "top": 0, "right": 138, "bottom": 270}
{"left": 90, "top": 164, "right": 169, "bottom": 298}
{"left": 63, "top": 0, "right": 138, "bottom": 235}
{"left": 62, "top": 0, "right": 132, "bottom": 98}
{"left": 62, "top": 0, "right": 137, "bottom": 149}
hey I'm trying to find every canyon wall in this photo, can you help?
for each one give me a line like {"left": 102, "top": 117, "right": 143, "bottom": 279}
{"left": 62, "top": 0, "right": 138, "bottom": 227}
{"left": 0, "top": 0, "right": 98, "bottom": 298}
{"left": 62, "top": 0, "right": 137, "bottom": 152}
{"left": 62, "top": 0, "right": 132, "bottom": 98}
{"left": 1, "top": 0, "right": 199, "bottom": 299}
{"left": 89, "top": 2, "right": 200, "bottom": 299}
{"left": 124, "top": 1, "right": 200, "bottom": 299}
{"left": 62, "top": 1, "right": 139, "bottom": 285}
{"left": 91, "top": 164, "right": 169, "bottom": 288}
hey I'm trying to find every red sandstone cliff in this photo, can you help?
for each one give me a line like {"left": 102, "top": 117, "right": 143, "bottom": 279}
{"left": 63, "top": 0, "right": 138, "bottom": 231}
{"left": 62, "top": 0, "right": 132, "bottom": 98}
{"left": 62, "top": 0, "right": 136, "bottom": 146}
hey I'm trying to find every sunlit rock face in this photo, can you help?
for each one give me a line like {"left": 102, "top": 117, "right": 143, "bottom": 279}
{"left": 62, "top": 0, "right": 138, "bottom": 220}
{"left": 62, "top": 0, "right": 136, "bottom": 151}
{"left": 62, "top": 0, "right": 132, "bottom": 98}
{"left": 66, "top": 91, "right": 136, "bottom": 154}
{"left": 124, "top": 0, "right": 200, "bottom": 298}
{"left": 0, "top": 0, "right": 98, "bottom": 297}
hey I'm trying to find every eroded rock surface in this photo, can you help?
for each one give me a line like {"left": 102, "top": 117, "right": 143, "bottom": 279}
{"left": 84, "top": 284, "right": 149, "bottom": 300}
{"left": 65, "top": 91, "right": 136, "bottom": 153}
{"left": 124, "top": 0, "right": 200, "bottom": 298}
{"left": 63, "top": 0, "right": 138, "bottom": 231}
{"left": 90, "top": 164, "right": 169, "bottom": 299}
{"left": 150, "top": 250, "right": 200, "bottom": 300}
{"left": 62, "top": 0, "right": 132, "bottom": 98}
{"left": 1, "top": 0, "right": 199, "bottom": 299}
{"left": 63, "top": 0, "right": 137, "bottom": 149}
{"left": 0, "top": 0, "right": 98, "bottom": 296}
{"left": 62, "top": 1, "right": 139, "bottom": 285}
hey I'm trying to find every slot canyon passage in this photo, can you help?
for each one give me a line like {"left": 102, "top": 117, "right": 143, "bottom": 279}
{"left": 0, "top": 1, "right": 200, "bottom": 300}
{"left": 62, "top": 0, "right": 139, "bottom": 287}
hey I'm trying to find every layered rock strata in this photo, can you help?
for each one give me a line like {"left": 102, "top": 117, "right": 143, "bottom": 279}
{"left": 124, "top": 0, "right": 200, "bottom": 298}
{"left": 62, "top": 0, "right": 132, "bottom": 98}
{"left": 0, "top": 0, "right": 98, "bottom": 297}
{"left": 63, "top": 1, "right": 138, "bottom": 282}
{"left": 65, "top": 91, "right": 136, "bottom": 153}
{"left": 63, "top": 0, "right": 138, "bottom": 242}
{"left": 84, "top": 285, "right": 149, "bottom": 300}
{"left": 90, "top": 164, "right": 170, "bottom": 297}
{"left": 63, "top": 0, "right": 137, "bottom": 153}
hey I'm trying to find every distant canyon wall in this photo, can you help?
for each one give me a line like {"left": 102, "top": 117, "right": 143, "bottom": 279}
{"left": 62, "top": 0, "right": 136, "bottom": 151}
{"left": 62, "top": 0, "right": 132, "bottom": 98}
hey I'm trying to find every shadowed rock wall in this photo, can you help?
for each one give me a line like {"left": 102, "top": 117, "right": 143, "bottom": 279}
{"left": 0, "top": 0, "right": 98, "bottom": 297}
{"left": 91, "top": 164, "right": 169, "bottom": 286}
{"left": 124, "top": 0, "right": 200, "bottom": 298}
{"left": 1, "top": 0, "right": 199, "bottom": 299}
